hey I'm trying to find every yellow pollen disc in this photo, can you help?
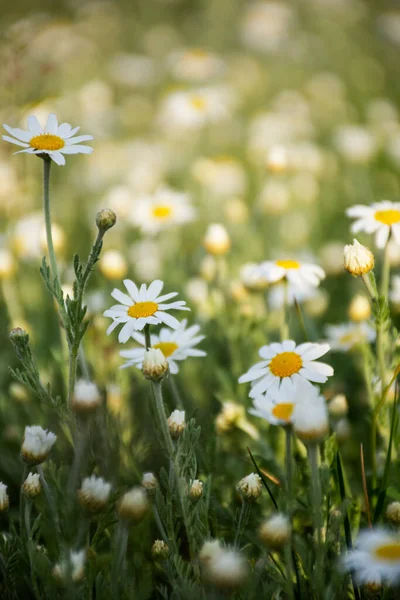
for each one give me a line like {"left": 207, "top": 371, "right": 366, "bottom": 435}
{"left": 374, "top": 209, "right": 400, "bottom": 225}
{"left": 153, "top": 341, "right": 179, "bottom": 358}
{"left": 29, "top": 134, "right": 65, "bottom": 151}
{"left": 188, "top": 49, "right": 208, "bottom": 58}
{"left": 190, "top": 96, "right": 207, "bottom": 111}
{"left": 272, "top": 403, "right": 295, "bottom": 422}
{"left": 128, "top": 301, "right": 158, "bottom": 319}
{"left": 275, "top": 259, "right": 300, "bottom": 270}
{"left": 269, "top": 352, "right": 303, "bottom": 378}
{"left": 375, "top": 543, "right": 400, "bottom": 561}
{"left": 152, "top": 205, "right": 173, "bottom": 219}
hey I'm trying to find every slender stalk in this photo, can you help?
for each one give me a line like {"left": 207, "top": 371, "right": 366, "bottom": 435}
{"left": 361, "top": 273, "right": 376, "bottom": 300}
{"left": 42, "top": 158, "right": 59, "bottom": 282}
{"left": 37, "top": 465, "right": 62, "bottom": 548}
{"left": 67, "top": 421, "right": 88, "bottom": 509}
{"left": 169, "top": 375, "right": 184, "bottom": 410}
{"left": 153, "top": 504, "right": 169, "bottom": 545}
{"left": 308, "top": 444, "right": 323, "bottom": 594}
{"left": 285, "top": 428, "right": 293, "bottom": 512}
{"left": 283, "top": 543, "right": 295, "bottom": 600}
{"left": 144, "top": 324, "right": 151, "bottom": 350}
{"left": 280, "top": 280, "right": 289, "bottom": 341}
{"left": 112, "top": 521, "right": 129, "bottom": 598}
{"left": 19, "top": 464, "right": 28, "bottom": 538}
{"left": 380, "top": 239, "right": 391, "bottom": 299}
{"left": 152, "top": 381, "right": 174, "bottom": 458}
{"left": 234, "top": 499, "right": 248, "bottom": 548}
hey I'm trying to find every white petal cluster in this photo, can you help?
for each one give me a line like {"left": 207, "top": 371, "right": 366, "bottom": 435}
{"left": 142, "top": 348, "right": 169, "bottom": 381}
{"left": 236, "top": 473, "right": 262, "bottom": 502}
{"left": 22, "top": 426, "right": 57, "bottom": 465}
{"left": 168, "top": 410, "right": 186, "bottom": 439}
{"left": 259, "top": 513, "right": 291, "bottom": 549}
{"left": 203, "top": 546, "right": 248, "bottom": 589}
{"left": 0, "top": 482, "right": 9, "bottom": 512}
{"left": 22, "top": 473, "right": 41, "bottom": 498}
{"left": 118, "top": 486, "right": 149, "bottom": 523}
{"left": 72, "top": 380, "right": 101, "bottom": 413}
{"left": 343, "top": 239, "right": 375, "bottom": 276}
{"left": 78, "top": 475, "right": 112, "bottom": 512}
{"left": 53, "top": 550, "right": 86, "bottom": 582}
{"left": 141, "top": 472, "right": 159, "bottom": 495}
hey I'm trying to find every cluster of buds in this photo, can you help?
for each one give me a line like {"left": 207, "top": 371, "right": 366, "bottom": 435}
{"left": 143, "top": 349, "right": 169, "bottom": 382}
{"left": 21, "top": 425, "right": 57, "bottom": 465}
{"left": 77, "top": 475, "right": 111, "bottom": 512}
{"left": 118, "top": 486, "right": 149, "bottom": 524}
{"left": 167, "top": 410, "right": 186, "bottom": 439}
{"left": 72, "top": 380, "right": 102, "bottom": 414}
{"left": 236, "top": 473, "right": 262, "bottom": 502}
{"left": 22, "top": 473, "right": 42, "bottom": 499}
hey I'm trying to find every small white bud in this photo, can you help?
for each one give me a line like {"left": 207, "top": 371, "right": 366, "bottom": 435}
{"left": 167, "top": 410, "right": 186, "bottom": 439}
{"left": 22, "top": 473, "right": 41, "bottom": 498}
{"left": 77, "top": 475, "right": 111, "bottom": 512}
{"left": 72, "top": 380, "right": 101, "bottom": 414}
{"left": 386, "top": 501, "right": 400, "bottom": 525}
{"left": 21, "top": 425, "right": 57, "bottom": 465}
{"left": 203, "top": 224, "right": 231, "bottom": 255}
{"left": 189, "top": 479, "right": 203, "bottom": 502}
{"left": 259, "top": 513, "right": 291, "bottom": 550}
{"left": 142, "top": 348, "right": 169, "bottom": 381}
{"left": 151, "top": 539, "right": 169, "bottom": 560}
{"left": 344, "top": 239, "right": 374, "bottom": 277}
{"left": 141, "top": 472, "right": 159, "bottom": 495}
{"left": 328, "top": 394, "right": 348, "bottom": 418}
{"left": 293, "top": 394, "right": 329, "bottom": 443}
{"left": 0, "top": 483, "right": 9, "bottom": 512}
{"left": 236, "top": 473, "right": 262, "bottom": 502}
{"left": 199, "top": 540, "right": 223, "bottom": 564}
{"left": 118, "top": 486, "right": 149, "bottom": 523}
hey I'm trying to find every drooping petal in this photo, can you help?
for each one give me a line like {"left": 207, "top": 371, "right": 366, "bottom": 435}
{"left": 49, "top": 151, "right": 66, "bottom": 166}
{"left": 2, "top": 125, "right": 32, "bottom": 142}
{"left": 2, "top": 135, "right": 29, "bottom": 147}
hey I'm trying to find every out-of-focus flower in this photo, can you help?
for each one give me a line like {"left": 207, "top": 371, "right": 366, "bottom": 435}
{"left": 53, "top": 550, "right": 86, "bottom": 582}
{"left": 0, "top": 249, "right": 16, "bottom": 280}
{"left": 241, "top": 2, "right": 293, "bottom": 53}
{"left": 109, "top": 53, "right": 158, "bottom": 88}
{"left": 348, "top": 295, "right": 371, "bottom": 322}
{"left": 168, "top": 410, "right": 186, "bottom": 439}
{"left": 99, "top": 250, "right": 128, "bottom": 280}
{"left": 192, "top": 156, "right": 246, "bottom": 198}
{"left": 203, "top": 224, "right": 231, "bottom": 255}
{"left": 328, "top": 394, "right": 348, "bottom": 418}
{"left": 11, "top": 213, "right": 64, "bottom": 260}
{"left": 3, "top": 114, "right": 93, "bottom": 166}
{"left": 320, "top": 241, "right": 347, "bottom": 276}
{"left": 240, "top": 263, "right": 269, "bottom": 291}
{"left": 260, "top": 259, "right": 325, "bottom": 288}
{"left": 203, "top": 547, "right": 248, "bottom": 589}
{"left": 325, "top": 323, "right": 376, "bottom": 352}
{"left": 258, "top": 179, "right": 291, "bottom": 215}
{"left": 334, "top": 125, "right": 378, "bottom": 164}
{"left": 142, "top": 348, "right": 169, "bottom": 381}
{"left": 386, "top": 502, "right": 400, "bottom": 525}
{"left": 78, "top": 475, "right": 111, "bottom": 512}
{"left": 130, "top": 187, "right": 195, "bottom": 234}
{"left": 0, "top": 483, "right": 9, "bottom": 512}
{"left": 347, "top": 202, "right": 400, "bottom": 249}
{"left": 268, "top": 282, "right": 318, "bottom": 310}
{"left": 239, "top": 340, "right": 333, "bottom": 398}
{"left": 199, "top": 540, "right": 223, "bottom": 564}
{"left": 259, "top": 514, "right": 291, "bottom": 549}
{"left": 21, "top": 426, "right": 57, "bottom": 465}
{"left": 236, "top": 473, "right": 262, "bottom": 502}
{"left": 104, "top": 279, "right": 189, "bottom": 341}
{"left": 335, "top": 418, "right": 351, "bottom": 443}
{"left": 293, "top": 388, "right": 329, "bottom": 443}
{"left": 343, "top": 528, "right": 400, "bottom": 585}
{"left": 72, "top": 380, "right": 101, "bottom": 414}
{"left": 390, "top": 275, "right": 400, "bottom": 306}
{"left": 118, "top": 487, "right": 149, "bottom": 523}
{"left": 343, "top": 239, "right": 375, "bottom": 275}
{"left": 22, "top": 473, "right": 41, "bottom": 498}
{"left": 167, "top": 48, "right": 225, "bottom": 82}
{"left": 249, "top": 377, "right": 313, "bottom": 426}
{"left": 119, "top": 320, "right": 206, "bottom": 374}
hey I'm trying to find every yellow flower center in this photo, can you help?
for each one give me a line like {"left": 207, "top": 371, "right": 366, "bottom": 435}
{"left": 190, "top": 96, "right": 207, "bottom": 111}
{"left": 128, "top": 301, "right": 158, "bottom": 319}
{"left": 374, "top": 209, "right": 400, "bottom": 225}
{"left": 339, "top": 332, "right": 361, "bottom": 345}
{"left": 153, "top": 341, "right": 179, "bottom": 358}
{"left": 275, "top": 259, "right": 300, "bottom": 270}
{"left": 272, "top": 403, "right": 295, "bottom": 422}
{"left": 188, "top": 48, "right": 208, "bottom": 59}
{"left": 152, "top": 205, "right": 173, "bottom": 219}
{"left": 269, "top": 352, "right": 303, "bottom": 378}
{"left": 29, "top": 134, "right": 65, "bottom": 151}
{"left": 375, "top": 542, "right": 400, "bottom": 561}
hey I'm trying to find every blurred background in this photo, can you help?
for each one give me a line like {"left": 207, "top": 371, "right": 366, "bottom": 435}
{"left": 1, "top": 0, "right": 400, "bottom": 523}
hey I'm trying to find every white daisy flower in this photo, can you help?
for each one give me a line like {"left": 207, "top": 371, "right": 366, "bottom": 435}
{"left": 104, "top": 279, "right": 190, "bottom": 342}
{"left": 343, "top": 528, "right": 400, "bottom": 585}
{"left": 346, "top": 201, "right": 400, "bottom": 248}
{"left": 260, "top": 259, "right": 325, "bottom": 288}
{"left": 2, "top": 114, "right": 93, "bottom": 166}
{"left": 325, "top": 322, "right": 376, "bottom": 352}
{"left": 239, "top": 340, "right": 333, "bottom": 398}
{"left": 21, "top": 425, "right": 57, "bottom": 465}
{"left": 249, "top": 377, "right": 315, "bottom": 426}
{"left": 130, "top": 187, "right": 196, "bottom": 234}
{"left": 119, "top": 319, "right": 206, "bottom": 374}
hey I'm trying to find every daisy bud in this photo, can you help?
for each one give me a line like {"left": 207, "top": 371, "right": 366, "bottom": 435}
{"left": 77, "top": 475, "right": 111, "bottom": 512}
{"left": 189, "top": 479, "right": 203, "bottom": 502}
{"left": 151, "top": 539, "right": 169, "bottom": 561}
{"left": 118, "top": 486, "right": 149, "bottom": 524}
{"left": 386, "top": 502, "right": 400, "bottom": 525}
{"left": 203, "top": 224, "right": 231, "bottom": 255}
{"left": 143, "top": 348, "right": 169, "bottom": 382}
{"left": 199, "top": 540, "right": 223, "bottom": 564}
{"left": 53, "top": 550, "right": 85, "bottom": 583}
{"left": 167, "top": 409, "right": 186, "bottom": 439}
{"left": 141, "top": 472, "right": 159, "bottom": 496}
{"left": 99, "top": 249, "right": 128, "bottom": 280}
{"left": 328, "top": 394, "right": 348, "bottom": 418}
{"left": 259, "top": 514, "right": 291, "bottom": 550}
{"left": 22, "top": 473, "right": 41, "bottom": 499}
{"left": 215, "top": 402, "right": 245, "bottom": 434}
{"left": 236, "top": 473, "right": 262, "bottom": 502}
{"left": 335, "top": 418, "right": 351, "bottom": 443}
{"left": 21, "top": 425, "right": 57, "bottom": 465}
{"left": 348, "top": 294, "right": 371, "bottom": 322}
{"left": 293, "top": 395, "right": 329, "bottom": 443}
{"left": 0, "top": 483, "right": 9, "bottom": 512}
{"left": 344, "top": 239, "right": 374, "bottom": 277}
{"left": 96, "top": 208, "right": 117, "bottom": 234}
{"left": 9, "top": 326, "right": 29, "bottom": 347}
{"left": 203, "top": 547, "right": 248, "bottom": 589}
{"left": 71, "top": 380, "right": 102, "bottom": 414}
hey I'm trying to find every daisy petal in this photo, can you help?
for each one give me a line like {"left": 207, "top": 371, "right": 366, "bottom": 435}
{"left": 60, "top": 145, "right": 93, "bottom": 154}
{"left": 118, "top": 320, "right": 136, "bottom": 343}
{"left": 2, "top": 125, "right": 32, "bottom": 142}
{"left": 123, "top": 280, "right": 140, "bottom": 302}
{"left": 27, "top": 115, "right": 43, "bottom": 135}
{"left": 45, "top": 114, "right": 58, "bottom": 134}
{"left": 147, "top": 279, "right": 164, "bottom": 300}
{"left": 66, "top": 135, "right": 94, "bottom": 145}
{"left": 111, "top": 289, "right": 133, "bottom": 306}
{"left": 2, "top": 135, "right": 29, "bottom": 147}
{"left": 157, "top": 311, "right": 181, "bottom": 329}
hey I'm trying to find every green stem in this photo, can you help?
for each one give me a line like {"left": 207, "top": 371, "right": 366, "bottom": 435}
{"left": 308, "top": 444, "right": 323, "bottom": 594}
{"left": 152, "top": 381, "right": 174, "bottom": 458}
{"left": 37, "top": 465, "right": 62, "bottom": 549}
{"left": 153, "top": 505, "right": 169, "bottom": 545}
{"left": 19, "top": 465, "right": 28, "bottom": 538}
{"left": 144, "top": 324, "right": 151, "bottom": 350}
{"left": 112, "top": 521, "right": 129, "bottom": 599}
{"left": 283, "top": 543, "right": 295, "bottom": 600}
{"left": 380, "top": 239, "right": 391, "bottom": 299}
{"left": 42, "top": 158, "right": 59, "bottom": 283}
{"left": 234, "top": 500, "right": 248, "bottom": 548}
{"left": 361, "top": 273, "right": 377, "bottom": 300}
{"left": 285, "top": 428, "right": 293, "bottom": 512}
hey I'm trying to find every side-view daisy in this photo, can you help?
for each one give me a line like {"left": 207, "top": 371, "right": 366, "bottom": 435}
{"left": 261, "top": 259, "right": 325, "bottom": 288}
{"left": 343, "top": 528, "right": 400, "bottom": 585}
{"left": 239, "top": 340, "right": 333, "bottom": 398}
{"left": 130, "top": 187, "right": 196, "bottom": 234}
{"left": 119, "top": 319, "right": 206, "bottom": 373}
{"left": 325, "top": 322, "right": 376, "bottom": 352}
{"left": 346, "top": 200, "right": 400, "bottom": 248}
{"left": 3, "top": 114, "right": 93, "bottom": 166}
{"left": 104, "top": 279, "right": 190, "bottom": 342}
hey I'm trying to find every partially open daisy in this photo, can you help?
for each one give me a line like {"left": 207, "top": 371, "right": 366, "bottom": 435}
{"left": 3, "top": 114, "right": 93, "bottom": 166}
{"left": 249, "top": 377, "right": 314, "bottom": 426}
{"left": 343, "top": 528, "right": 400, "bottom": 585}
{"left": 119, "top": 319, "right": 206, "bottom": 373}
{"left": 325, "top": 322, "right": 376, "bottom": 352}
{"left": 130, "top": 187, "right": 196, "bottom": 234}
{"left": 104, "top": 279, "right": 189, "bottom": 342}
{"left": 261, "top": 259, "right": 325, "bottom": 288}
{"left": 346, "top": 201, "right": 400, "bottom": 248}
{"left": 239, "top": 340, "right": 333, "bottom": 398}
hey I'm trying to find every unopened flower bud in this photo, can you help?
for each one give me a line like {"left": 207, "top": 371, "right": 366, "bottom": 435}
{"left": 141, "top": 472, "right": 159, "bottom": 496}
{"left": 344, "top": 239, "right": 374, "bottom": 277}
{"left": 386, "top": 502, "right": 400, "bottom": 525}
{"left": 9, "top": 327, "right": 29, "bottom": 346}
{"left": 96, "top": 208, "right": 117, "bottom": 234}
{"left": 167, "top": 409, "right": 186, "bottom": 439}
{"left": 72, "top": 380, "right": 102, "bottom": 414}
{"left": 348, "top": 294, "right": 371, "bottom": 322}
{"left": 151, "top": 539, "right": 169, "bottom": 561}
{"left": 77, "top": 475, "right": 111, "bottom": 512}
{"left": 203, "top": 224, "right": 231, "bottom": 255}
{"left": 143, "top": 348, "right": 169, "bottom": 381}
{"left": 189, "top": 479, "right": 203, "bottom": 502}
{"left": 21, "top": 425, "right": 57, "bottom": 465}
{"left": 236, "top": 473, "right": 262, "bottom": 502}
{"left": 118, "top": 486, "right": 149, "bottom": 523}
{"left": 22, "top": 473, "right": 41, "bottom": 498}
{"left": 328, "top": 394, "right": 348, "bottom": 418}
{"left": 293, "top": 395, "right": 329, "bottom": 443}
{"left": 335, "top": 418, "right": 351, "bottom": 443}
{"left": 203, "top": 547, "right": 248, "bottom": 589}
{"left": 259, "top": 514, "right": 291, "bottom": 550}
{"left": 0, "top": 483, "right": 9, "bottom": 512}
